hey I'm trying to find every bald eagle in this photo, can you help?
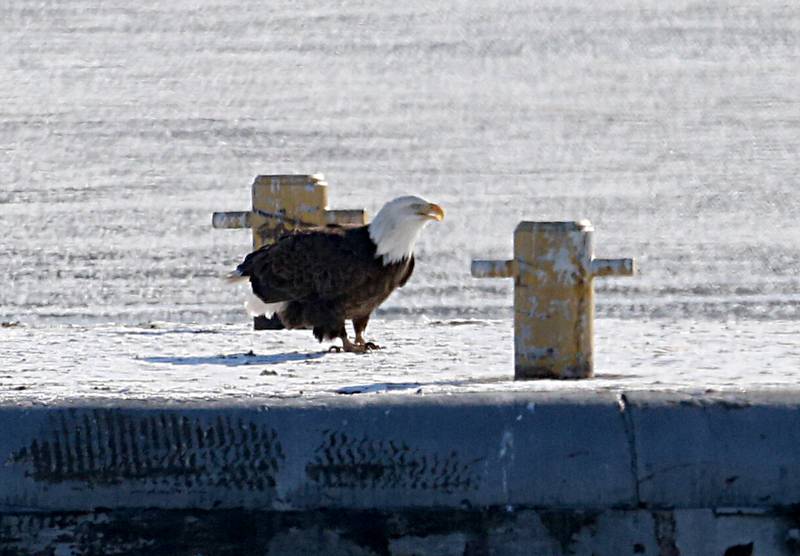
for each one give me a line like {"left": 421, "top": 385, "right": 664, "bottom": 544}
{"left": 227, "top": 195, "right": 444, "bottom": 353}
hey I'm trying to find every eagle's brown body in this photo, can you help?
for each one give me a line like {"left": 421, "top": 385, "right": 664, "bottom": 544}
{"left": 234, "top": 225, "right": 415, "bottom": 343}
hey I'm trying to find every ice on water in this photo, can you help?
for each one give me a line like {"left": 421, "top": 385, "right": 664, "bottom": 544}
{"left": 1, "top": 1, "right": 799, "bottom": 385}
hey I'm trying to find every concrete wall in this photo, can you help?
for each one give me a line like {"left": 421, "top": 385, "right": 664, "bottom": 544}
{"left": 1, "top": 391, "right": 799, "bottom": 554}
{"left": 2, "top": 508, "right": 796, "bottom": 555}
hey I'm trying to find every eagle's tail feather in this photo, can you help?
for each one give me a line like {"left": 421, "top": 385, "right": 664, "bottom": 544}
{"left": 224, "top": 270, "right": 249, "bottom": 284}
{"left": 245, "top": 293, "right": 287, "bottom": 317}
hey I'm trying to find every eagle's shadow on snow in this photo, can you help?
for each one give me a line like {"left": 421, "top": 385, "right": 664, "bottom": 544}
{"left": 143, "top": 351, "right": 325, "bottom": 367}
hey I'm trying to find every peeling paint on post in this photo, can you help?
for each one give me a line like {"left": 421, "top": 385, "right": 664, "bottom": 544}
{"left": 212, "top": 174, "right": 367, "bottom": 250}
{"left": 211, "top": 174, "right": 367, "bottom": 328}
{"left": 250, "top": 174, "right": 327, "bottom": 250}
{"left": 472, "top": 221, "right": 636, "bottom": 380}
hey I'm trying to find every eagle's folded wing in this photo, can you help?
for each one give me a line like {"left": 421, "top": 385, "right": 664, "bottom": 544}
{"left": 236, "top": 230, "right": 377, "bottom": 303}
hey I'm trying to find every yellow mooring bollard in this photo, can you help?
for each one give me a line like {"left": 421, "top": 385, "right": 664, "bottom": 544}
{"left": 212, "top": 174, "right": 366, "bottom": 250}
{"left": 471, "top": 221, "right": 636, "bottom": 380}
{"left": 212, "top": 174, "right": 367, "bottom": 328}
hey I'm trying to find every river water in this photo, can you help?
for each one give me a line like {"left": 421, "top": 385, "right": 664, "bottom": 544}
{"left": 2, "top": 1, "right": 799, "bottom": 326}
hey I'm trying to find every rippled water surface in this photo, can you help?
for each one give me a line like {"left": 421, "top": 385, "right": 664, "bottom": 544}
{"left": 2, "top": 1, "right": 799, "bottom": 324}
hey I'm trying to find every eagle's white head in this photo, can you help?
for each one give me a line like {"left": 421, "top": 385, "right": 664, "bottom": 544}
{"left": 368, "top": 195, "right": 445, "bottom": 265}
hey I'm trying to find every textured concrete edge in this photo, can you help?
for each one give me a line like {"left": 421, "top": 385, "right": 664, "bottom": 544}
{"left": 0, "top": 390, "right": 799, "bottom": 512}
{"left": 3, "top": 507, "right": 799, "bottom": 556}
{"left": 624, "top": 390, "right": 800, "bottom": 509}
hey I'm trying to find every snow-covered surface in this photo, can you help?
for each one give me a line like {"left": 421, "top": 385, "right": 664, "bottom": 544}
{"left": 2, "top": 1, "right": 798, "bottom": 399}
{"left": 3, "top": 1, "right": 800, "bottom": 326}
{"left": 2, "top": 317, "right": 797, "bottom": 406}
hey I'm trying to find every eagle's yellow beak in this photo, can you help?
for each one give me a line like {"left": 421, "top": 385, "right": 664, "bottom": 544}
{"left": 421, "top": 203, "right": 445, "bottom": 221}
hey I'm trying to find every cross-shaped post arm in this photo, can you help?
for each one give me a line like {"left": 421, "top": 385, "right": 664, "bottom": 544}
{"left": 470, "top": 259, "right": 516, "bottom": 279}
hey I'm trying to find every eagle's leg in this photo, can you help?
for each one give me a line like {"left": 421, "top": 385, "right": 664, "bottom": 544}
{"left": 353, "top": 316, "right": 381, "bottom": 350}
{"left": 328, "top": 324, "right": 375, "bottom": 354}
{"left": 328, "top": 336, "right": 369, "bottom": 354}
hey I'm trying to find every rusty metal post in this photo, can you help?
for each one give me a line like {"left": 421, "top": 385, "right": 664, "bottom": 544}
{"left": 212, "top": 174, "right": 367, "bottom": 328}
{"left": 471, "top": 221, "right": 636, "bottom": 380}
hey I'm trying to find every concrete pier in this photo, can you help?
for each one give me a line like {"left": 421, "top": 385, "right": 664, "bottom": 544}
{"left": 2, "top": 319, "right": 799, "bottom": 554}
